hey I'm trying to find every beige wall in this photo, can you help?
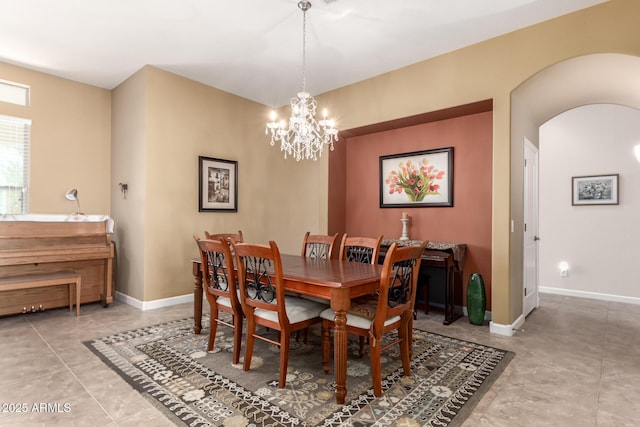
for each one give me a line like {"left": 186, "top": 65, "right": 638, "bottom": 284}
{"left": 111, "top": 68, "right": 147, "bottom": 300}
{"left": 3, "top": 0, "right": 639, "bottom": 327}
{"left": 111, "top": 67, "right": 331, "bottom": 301}
{"left": 0, "top": 62, "right": 111, "bottom": 214}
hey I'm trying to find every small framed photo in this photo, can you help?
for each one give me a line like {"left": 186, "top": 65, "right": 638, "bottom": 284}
{"left": 572, "top": 174, "right": 619, "bottom": 206}
{"left": 380, "top": 147, "right": 454, "bottom": 208}
{"left": 198, "top": 156, "right": 238, "bottom": 212}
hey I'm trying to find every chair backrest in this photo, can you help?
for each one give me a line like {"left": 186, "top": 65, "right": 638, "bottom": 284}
{"left": 339, "top": 234, "right": 383, "bottom": 264}
{"left": 204, "top": 230, "right": 244, "bottom": 245}
{"left": 193, "top": 235, "right": 240, "bottom": 308}
{"left": 233, "top": 241, "right": 290, "bottom": 325}
{"left": 371, "top": 241, "right": 428, "bottom": 336}
{"left": 301, "top": 232, "right": 339, "bottom": 260}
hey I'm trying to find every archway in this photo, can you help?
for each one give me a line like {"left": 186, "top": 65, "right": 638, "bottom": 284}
{"left": 502, "top": 53, "right": 640, "bottom": 333}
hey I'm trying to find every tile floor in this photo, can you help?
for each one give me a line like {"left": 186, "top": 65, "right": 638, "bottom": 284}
{"left": 0, "top": 293, "right": 639, "bottom": 426}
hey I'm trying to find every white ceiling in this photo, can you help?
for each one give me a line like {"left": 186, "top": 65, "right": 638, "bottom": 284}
{"left": 0, "top": 0, "right": 606, "bottom": 107}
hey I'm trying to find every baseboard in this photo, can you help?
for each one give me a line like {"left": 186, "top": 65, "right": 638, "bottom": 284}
{"left": 489, "top": 314, "right": 525, "bottom": 337}
{"left": 115, "top": 291, "right": 194, "bottom": 311}
{"left": 540, "top": 287, "right": 640, "bottom": 305}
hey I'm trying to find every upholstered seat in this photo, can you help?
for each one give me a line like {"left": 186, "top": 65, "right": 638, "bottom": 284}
{"left": 214, "top": 289, "right": 243, "bottom": 309}
{"left": 321, "top": 309, "right": 402, "bottom": 330}
{"left": 321, "top": 301, "right": 402, "bottom": 329}
{"left": 254, "top": 297, "right": 328, "bottom": 324}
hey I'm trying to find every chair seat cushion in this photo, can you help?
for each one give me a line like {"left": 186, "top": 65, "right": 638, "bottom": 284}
{"left": 217, "top": 296, "right": 232, "bottom": 308}
{"left": 255, "top": 296, "right": 327, "bottom": 324}
{"left": 347, "top": 295, "right": 378, "bottom": 319}
{"left": 320, "top": 306, "right": 400, "bottom": 330}
{"left": 212, "top": 289, "right": 241, "bottom": 308}
{"left": 300, "top": 294, "right": 330, "bottom": 304}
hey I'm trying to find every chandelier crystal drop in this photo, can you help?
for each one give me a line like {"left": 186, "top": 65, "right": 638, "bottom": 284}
{"left": 266, "top": 0, "right": 339, "bottom": 161}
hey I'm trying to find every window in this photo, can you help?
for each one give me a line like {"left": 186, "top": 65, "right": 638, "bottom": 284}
{"left": 0, "top": 80, "right": 29, "bottom": 106}
{"left": 0, "top": 115, "right": 30, "bottom": 214}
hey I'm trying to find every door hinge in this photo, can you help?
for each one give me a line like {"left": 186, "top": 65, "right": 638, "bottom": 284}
{"left": 524, "top": 223, "right": 527, "bottom": 232}
{"left": 524, "top": 288, "right": 527, "bottom": 296}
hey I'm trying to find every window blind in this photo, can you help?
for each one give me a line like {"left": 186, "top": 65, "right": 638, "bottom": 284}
{"left": 0, "top": 115, "right": 31, "bottom": 214}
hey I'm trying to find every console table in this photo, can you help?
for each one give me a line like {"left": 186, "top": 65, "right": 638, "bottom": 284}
{"left": 380, "top": 239, "right": 466, "bottom": 325}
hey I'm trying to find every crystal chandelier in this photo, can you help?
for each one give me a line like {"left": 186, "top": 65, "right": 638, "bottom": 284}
{"left": 266, "top": 1, "right": 339, "bottom": 161}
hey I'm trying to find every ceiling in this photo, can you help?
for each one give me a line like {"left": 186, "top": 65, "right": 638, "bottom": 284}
{"left": 0, "top": 0, "right": 606, "bottom": 107}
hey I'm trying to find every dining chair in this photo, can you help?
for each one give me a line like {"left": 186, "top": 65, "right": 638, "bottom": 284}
{"left": 338, "top": 234, "right": 383, "bottom": 264}
{"left": 194, "top": 235, "right": 243, "bottom": 364}
{"left": 233, "top": 240, "right": 328, "bottom": 388}
{"left": 297, "top": 231, "right": 340, "bottom": 310}
{"left": 204, "top": 230, "right": 244, "bottom": 244}
{"left": 301, "top": 232, "right": 339, "bottom": 260}
{"left": 320, "top": 240, "right": 428, "bottom": 397}
{"left": 338, "top": 233, "right": 384, "bottom": 356}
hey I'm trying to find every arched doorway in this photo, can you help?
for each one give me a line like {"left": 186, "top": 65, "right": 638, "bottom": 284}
{"left": 507, "top": 53, "right": 640, "bottom": 330}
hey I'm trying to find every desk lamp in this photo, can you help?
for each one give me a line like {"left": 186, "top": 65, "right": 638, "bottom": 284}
{"left": 65, "top": 188, "right": 83, "bottom": 215}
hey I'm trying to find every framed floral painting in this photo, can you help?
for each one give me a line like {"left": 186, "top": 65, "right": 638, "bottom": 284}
{"left": 198, "top": 156, "right": 238, "bottom": 212}
{"left": 572, "top": 174, "right": 619, "bottom": 206}
{"left": 380, "top": 147, "right": 454, "bottom": 208}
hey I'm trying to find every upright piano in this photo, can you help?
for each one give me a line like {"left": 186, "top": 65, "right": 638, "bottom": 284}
{"left": 0, "top": 215, "right": 114, "bottom": 317}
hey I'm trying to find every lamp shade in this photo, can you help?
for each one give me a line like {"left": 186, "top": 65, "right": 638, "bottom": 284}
{"left": 65, "top": 188, "right": 78, "bottom": 201}
{"left": 64, "top": 188, "right": 83, "bottom": 215}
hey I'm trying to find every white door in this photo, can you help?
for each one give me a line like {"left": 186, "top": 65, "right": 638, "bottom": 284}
{"left": 523, "top": 139, "right": 539, "bottom": 317}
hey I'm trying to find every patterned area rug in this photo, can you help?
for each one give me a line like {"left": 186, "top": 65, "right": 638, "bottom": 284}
{"left": 84, "top": 316, "right": 513, "bottom": 426}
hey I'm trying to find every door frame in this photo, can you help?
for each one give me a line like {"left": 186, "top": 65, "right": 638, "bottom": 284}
{"left": 523, "top": 138, "right": 539, "bottom": 317}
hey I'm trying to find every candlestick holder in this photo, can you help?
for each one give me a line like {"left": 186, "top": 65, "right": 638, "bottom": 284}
{"left": 400, "top": 218, "right": 410, "bottom": 241}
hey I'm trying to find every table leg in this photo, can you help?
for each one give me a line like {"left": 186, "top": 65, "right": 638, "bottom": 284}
{"left": 333, "top": 308, "right": 348, "bottom": 404}
{"left": 192, "top": 261, "right": 203, "bottom": 334}
{"left": 331, "top": 288, "right": 350, "bottom": 405}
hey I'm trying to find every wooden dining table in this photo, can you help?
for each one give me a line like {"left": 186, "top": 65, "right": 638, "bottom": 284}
{"left": 190, "top": 254, "right": 382, "bottom": 404}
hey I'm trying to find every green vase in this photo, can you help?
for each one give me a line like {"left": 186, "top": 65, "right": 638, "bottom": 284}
{"left": 467, "top": 273, "right": 486, "bottom": 325}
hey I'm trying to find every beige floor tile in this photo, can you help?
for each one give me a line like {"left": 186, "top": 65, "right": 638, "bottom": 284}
{"left": 479, "top": 383, "right": 598, "bottom": 426}
{"left": 115, "top": 406, "right": 177, "bottom": 427}
{"left": 596, "top": 408, "right": 640, "bottom": 427}
{"left": 0, "top": 293, "right": 639, "bottom": 426}
{"left": 0, "top": 347, "right": 68, "bottom": 389}
{"left": 597, "top": 379, "right": 640, "bottom": 419}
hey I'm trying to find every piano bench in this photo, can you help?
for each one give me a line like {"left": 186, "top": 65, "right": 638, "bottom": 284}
{"left": 0, "top": 271, "right": 81, "bottom": 317}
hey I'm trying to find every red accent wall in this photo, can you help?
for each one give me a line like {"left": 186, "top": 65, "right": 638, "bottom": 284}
{"left": 330, "top": 110, "right": 493, "bottom": 307}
